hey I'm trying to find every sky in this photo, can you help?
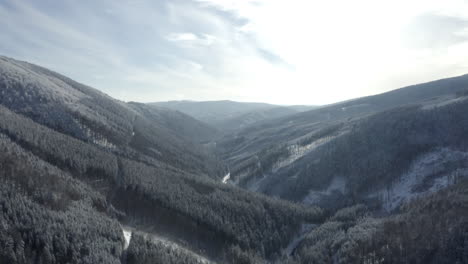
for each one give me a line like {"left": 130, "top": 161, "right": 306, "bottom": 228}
{"left": 1, "top": 0, "right": 468, "bottom": 105}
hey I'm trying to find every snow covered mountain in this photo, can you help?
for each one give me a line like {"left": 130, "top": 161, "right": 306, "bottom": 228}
{"left": 0, "top": 56, "right": 323, "bottom": 263}
{"left": 218, "top": 74, "right": 468, "bottom": 211}
{"left": 1, "top": 56, "right": 468, "bottom": 264}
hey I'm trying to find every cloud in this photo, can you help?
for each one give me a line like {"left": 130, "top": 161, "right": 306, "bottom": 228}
{"left": 403, "top": 13, "right": 468, "bottom": 49}
{"left": 1, "top": 0, "right": 468, "bottom": 105}
{"left": 195, "top": 0, "right": 468, "bottom": 102}
{"left": 166, "top": 32, "right": 217, "bottom": 46}
{"left": 167, "top": 33, "right": 199, "bottom": 41}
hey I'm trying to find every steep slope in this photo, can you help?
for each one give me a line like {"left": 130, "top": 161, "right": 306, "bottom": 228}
{"left": 0, "top": 55, "right": 221, "bottom": 178}
{"left": 0, "top": 56, "right": 325, "bottom": 264}
{"left": 220, "top": 74, "right": 468, "bottom": 159}
{"left": 128, "top": 102, "right": 220, "bottom": 143}
{"left": 218, "top": 74, "right": 468, "bottom": 212}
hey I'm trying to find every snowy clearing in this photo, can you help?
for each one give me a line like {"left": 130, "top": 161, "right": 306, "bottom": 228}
{"left": 222, "top": 172, "right": 230, "bottom": 183}
{"left": 122, "top": 225, "right": 212, "bottom": 264}
{"left": 421, "top": 96, "right": 467, "bottom": 110}
{"left": 122, "top": 227, "right": 132, "bottom": 250}
{"left": 273, "top": 134, "right": 343, "bottom": 173}
{"left": 303, "top": 177, "right": 347, "bottom": 205}
{"left": 372, "top": 148, "right": 468, "bottom": 211}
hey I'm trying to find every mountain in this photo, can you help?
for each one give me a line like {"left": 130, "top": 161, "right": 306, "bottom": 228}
{"left": 212, "top": 106, "right": 299, "bottom": 131}
{"left": 1, "top": 55, "right": 468, "bottom": 264}
{"left": 218, "top": 74, "right": 468, "bottom": 208}
{"left": 0, "top": 56, "right": 221, "bottom": 177}
{"left": 151, "top": 100, "right": 315, "bottom": 132}
{"left": 128, "top": 102, "right": 221, "bottom": 143}
{"left": 0, "top": 56, "right": 324, "bottom": 263}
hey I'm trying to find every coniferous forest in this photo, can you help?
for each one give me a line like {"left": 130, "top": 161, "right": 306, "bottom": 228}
{"left": 1, "top": 55, "right": 468, "bottom": 264}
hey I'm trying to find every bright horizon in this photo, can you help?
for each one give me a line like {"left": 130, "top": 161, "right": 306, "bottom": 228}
{"left": 1, "top": 0, "right": 468, "bottom": 105}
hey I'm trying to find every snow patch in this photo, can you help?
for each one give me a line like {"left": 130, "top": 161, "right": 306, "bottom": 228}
{"left": 137, "top": 229, "right": 212, "bottom": 263}
{"left": 122, "top": 227, "right": 132, "bottom": 250}
{"left": 0, "top": 57, "right": 87, "bottom": 104}
{"left": 222, "top": 172, "right": 231, "bottom": 183}
{"left": 303, "top": 177, "right": 347, "bottom": 205}
{"left": 372, "top": 148, "right": 468, "bottom": 212}
{"left": 92, "top": 137, "right": 116, "bottom": 149}
{"left": 75, "top": 118, "right": 116, "bottom": 149}
{"left": 421, "top": 96, "right": 466, "bottom": 110}
{"left": 121, "top": 225, "right": 212, "bottom": 263}
{"left": 273, "top": 134, "right": 341, "bottom": 173}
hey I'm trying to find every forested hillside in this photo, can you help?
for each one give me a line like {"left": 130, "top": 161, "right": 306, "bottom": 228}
{"left": 0, "top": 56, "right": 222, "bottom": 178}
{"left": 287, "top": 180, "right": 468, "bottom": 264}
{"left": 219, "top": 74, "right": 468, "bottom": 209}
{"left": 1, "top": 55, "right": 468, "bottom": 264}
{"left": 0, "top": 56, "right": 324, "bottom": 263}
{"left": 260, "top": 99, "right": 468, "bottom": 203}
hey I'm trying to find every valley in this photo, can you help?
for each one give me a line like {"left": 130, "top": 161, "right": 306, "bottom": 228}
{"left": 0, "top": 55, "right": 468, "bottom": 263}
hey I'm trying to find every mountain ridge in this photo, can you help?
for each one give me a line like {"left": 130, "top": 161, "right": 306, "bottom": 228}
{"left": 151, "top": 100, "right": 317, "bottom": 132}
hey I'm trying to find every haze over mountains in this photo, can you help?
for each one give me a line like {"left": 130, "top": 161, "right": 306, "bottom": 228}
{"left": 1, "top": 55, "right": 468, "bottom": 264}
{"left": 151, "top": 100, "right": 317, "bottom": 132}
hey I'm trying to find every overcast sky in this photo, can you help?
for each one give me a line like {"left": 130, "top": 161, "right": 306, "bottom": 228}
{"left": 1, "top": 0, "right": 468, "bottom": 105}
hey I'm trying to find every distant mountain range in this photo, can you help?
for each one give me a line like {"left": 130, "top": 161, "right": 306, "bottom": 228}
{"left": 151, "top": 100, "right": 318, "bottom": 132}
